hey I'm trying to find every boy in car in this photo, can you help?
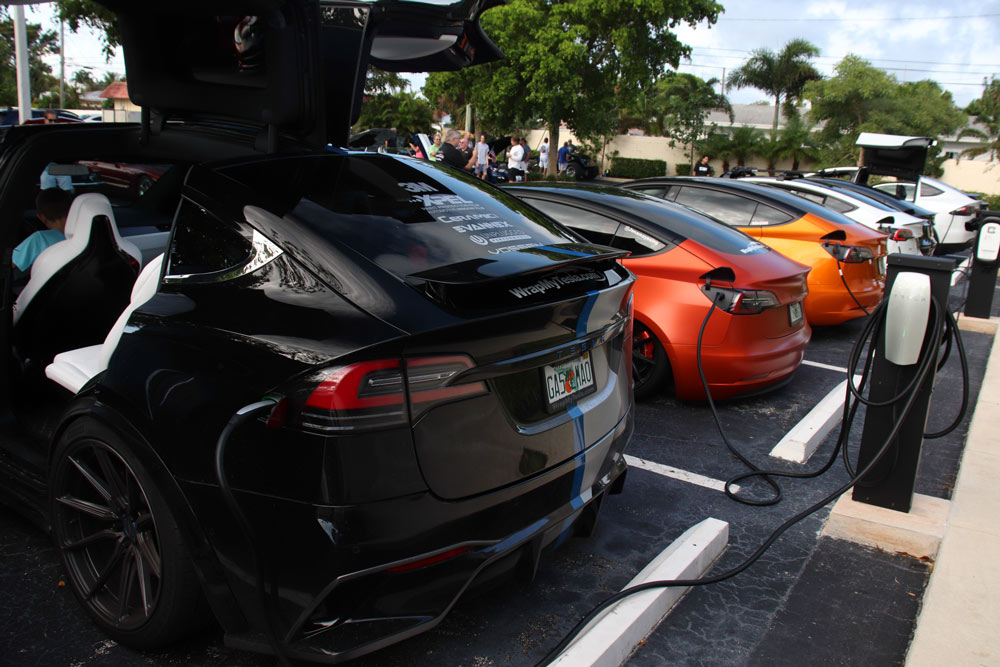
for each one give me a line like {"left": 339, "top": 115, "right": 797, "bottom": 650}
{"left": 14, "top": 188, "right": 73, "bottom": 275}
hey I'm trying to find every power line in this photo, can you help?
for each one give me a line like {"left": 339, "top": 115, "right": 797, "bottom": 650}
{"left": 692, "top": 46, "right": 1000, "bottom": 67}
{"left": 718, "top": 12, "right": 1000, "bottom": 22}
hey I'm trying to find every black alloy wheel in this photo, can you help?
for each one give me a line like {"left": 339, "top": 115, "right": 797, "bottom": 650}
{"left": 50, "top": 420, "right": 206, "bottom": 648}
{"left": 632, "top": 322, "right": 669, "bottom": 400}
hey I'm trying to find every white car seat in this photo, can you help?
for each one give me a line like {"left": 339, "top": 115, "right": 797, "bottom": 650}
{"left": 12, "top": 193, "right": 141, "bottom": 365}
{"left": 45, "top": 253, "right": 164, "bottom": 394}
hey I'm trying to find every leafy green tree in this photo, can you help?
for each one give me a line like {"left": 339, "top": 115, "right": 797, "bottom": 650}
{"left": 726, "top": 38, "right": 821, "bottom": 132}
{"left": 0, "top": 10, "right": 60, "bottom": 106}
{"left": 960, "top": 76, "right": 1000, "bottom": 161}
{"left": 56, "top": 1, "right": 118, "bottom": 58}
{"left": 776, "top": 115, "right": 819, "bottom": 171}
{"left": 805, "top": 55, "right": 966, "bottom": 166}
{"left": 651, "top": 73, "right": 730, "bottom": 168}
{"left": 424, "top": 0, "right": 721, "bottom": 164}
{"left": 353, "top": 90, "right": 435, "bottom": 141}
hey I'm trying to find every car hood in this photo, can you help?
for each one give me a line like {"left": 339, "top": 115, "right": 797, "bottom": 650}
{"left": 94, "top": 0, "right": 503, "bottom": 147}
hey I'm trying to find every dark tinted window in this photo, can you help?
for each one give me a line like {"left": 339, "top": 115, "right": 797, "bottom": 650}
{"left": 749, "top": 202, "right": 795, "bottom": 225}
{"left": 630, "top": 185, "right": 666, "bottom": 198}
{"left": 674, "top": 187, "right": 758, "bottom": 226}
{"left": 615, "top": 223, "right": 668, "bottom": 256}
{"left": 824, "top": 197, "right": 857, "bottom": 214}
{"left": 527, "top": 199, "right": 619, "bottom": 246}
{"left": 220, "top": 155, "right": 575, "bottom": 279}
{"left": 601, "top": 194, "right": 769, "bottom": 257}
{"left": 167, "top": 199, "right": 252, "bottom": 276}
{"left": 920, "top": 181, "right": 944, "bottom": 197}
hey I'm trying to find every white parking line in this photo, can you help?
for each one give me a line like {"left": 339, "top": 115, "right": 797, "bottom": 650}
{"left": 801, "top": 359, "right": 849, "bottom": 374}
{"left": 769, "top": 377, "right": 860, "bottom": 463}
{"left": 624, "top": 454, "right": 739, "bottom": 493}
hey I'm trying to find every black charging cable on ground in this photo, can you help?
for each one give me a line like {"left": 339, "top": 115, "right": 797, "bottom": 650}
{"left": 214, "top": 398, "right": 294, "bottom": 667}
{"left": 535, "top": 292, "right": 959, "bottom": 666}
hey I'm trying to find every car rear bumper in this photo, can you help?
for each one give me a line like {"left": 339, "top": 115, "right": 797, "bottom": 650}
{"left": 670, "top": 321, "right": 811, "bottom": 400}
{"left": 803, "top": 282, "right": 882, "bottom": 325}
{"left": 191, "top": 406, "right": 633, "bottom": 663}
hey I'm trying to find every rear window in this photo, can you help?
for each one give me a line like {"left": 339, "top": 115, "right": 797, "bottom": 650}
{"left": 218, "top": 154, "right": 576, "bottom": 279}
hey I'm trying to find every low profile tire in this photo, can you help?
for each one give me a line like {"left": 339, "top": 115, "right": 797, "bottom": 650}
{"left": 632, "top": 322, "right": 670, "bottom": 400}
{"left": 49, "top": 419, "right": 207, "bottom": 649}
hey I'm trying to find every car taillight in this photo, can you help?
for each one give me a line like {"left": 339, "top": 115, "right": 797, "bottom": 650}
{"left": 878, "top": 225, "right": 914, "bottom": 242}
{"left": 822, "top": 242, "right": 875, "bottom": 263}
{"left": 298, "top": 356, "right": 486, "bottom": 433}
{"left": 700, "top": 286, "right": 781, "bottom": 314}
{"left": 951, "top": 205, "right": 977, "bottom": 216}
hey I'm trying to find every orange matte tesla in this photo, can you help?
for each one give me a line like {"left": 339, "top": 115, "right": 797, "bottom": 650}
{"left": 506, "top": 184, "right": 812, "bottom": 400}
{"left": 622, "top": 177, "right": 887, "bottom": 326}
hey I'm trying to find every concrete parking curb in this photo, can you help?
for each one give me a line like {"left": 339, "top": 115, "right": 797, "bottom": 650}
{"left": 548, "top": 517, "right": 728, "bottom": 667}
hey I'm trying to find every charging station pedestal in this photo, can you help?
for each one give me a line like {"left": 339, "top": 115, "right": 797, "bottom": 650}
{"left": 964, "top": 213, "right": 1000, "bottom": 319}
{"left": 853, "top": 254, "right": 957, "bottom": 512}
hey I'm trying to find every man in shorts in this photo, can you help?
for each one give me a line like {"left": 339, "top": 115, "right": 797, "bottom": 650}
{"left": 538, "top": 137, "right": 550, "bottom": 175}
{"left": 474, "top": 134, "right": 490, "bottom": 180}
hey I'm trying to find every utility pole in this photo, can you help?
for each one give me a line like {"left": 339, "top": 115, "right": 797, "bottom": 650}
{"left": 14, "top": 6, "right": 32, "bottom": 123}
{"left": 59, "top": 17, "right": 65, "bottom": 108}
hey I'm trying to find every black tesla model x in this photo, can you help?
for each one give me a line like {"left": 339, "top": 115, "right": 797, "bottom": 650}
{"left": 0, "top": 1, "right": 635, "bottom": 662}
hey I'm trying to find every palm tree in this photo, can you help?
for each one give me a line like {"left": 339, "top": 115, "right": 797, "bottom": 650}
{"left": 727, "top": 38, "right": 822, "bottom": 132}
{"left": 959, "top": 76, "right": 1000, "bottom": 161}
{"left": 777, "top": 116, "right": 820, "bottom": 171}
{"left": 726, "top": 125, "right": 764, "bottom": 167}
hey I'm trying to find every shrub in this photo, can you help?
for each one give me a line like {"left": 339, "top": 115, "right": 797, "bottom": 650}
{"left": 675, "top": 163, "right": 691, "bottom": 176}
{"left": 609, "top": 157, "right": 667, "bottom": 179}
{"left": 526, "top": 170, "right": 544, "bottom": 181}
{"left": 969, "top": 193, "right": 1000, "bottom": 210}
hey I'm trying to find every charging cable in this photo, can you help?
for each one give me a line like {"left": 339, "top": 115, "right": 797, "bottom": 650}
{"left": 214, "top": 398, "right": 294, "bottom": 667}
{"left": 535, "top": 293, "right": 954, "bottom": 666}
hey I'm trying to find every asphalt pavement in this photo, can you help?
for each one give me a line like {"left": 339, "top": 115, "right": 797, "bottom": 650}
{"left": 0, "top": 260, "right": 994, "bottom": 667}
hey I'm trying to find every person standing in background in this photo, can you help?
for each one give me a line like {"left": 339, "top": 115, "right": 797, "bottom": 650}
{"left": 557, "top": 141, "right": 570, "bottom": 174}
{"left": 474, "top": 134, "right": 490, "bottom": 180}
{"left": 538, "top": 137, "right": 550, "bottom": 176}
{"left": 693, "top": 155, "right": 714, "bottom": 176}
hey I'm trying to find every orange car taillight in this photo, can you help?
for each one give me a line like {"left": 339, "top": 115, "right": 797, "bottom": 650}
{"left": 822, "top": 242, "right": 875, "bottom": 263}
{"left": 700, "top": 285, "right": 781, "bottom": 314}
{"left": 299, "top": 356, "right": 486, "bottom": 433}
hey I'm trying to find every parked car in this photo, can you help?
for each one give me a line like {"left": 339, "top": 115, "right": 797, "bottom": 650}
{"left": 507, "top": 183, "right": 811, "bottom": 400}
{"left": 740, "top": 176, "right": 930, "bottom": 256}
{"left": 814, "top": 167, "right": 978, "bottom": 253}
{"left": 871, "top": 175, "right": 980, "bottom": 253}
{"left": 78, "top": 160, "right": 171, "bottom": 196}
{"left": 804, "top": 176, "right": 938, "bottom": 225}
{"left": 622, "top": 177, "right": 887, "bottom": 326}
{"left": 0, "top": 2, "right": 635, "bottom": 663}
{"left": 0, "top": 108, "right": 82, "bottom": 126}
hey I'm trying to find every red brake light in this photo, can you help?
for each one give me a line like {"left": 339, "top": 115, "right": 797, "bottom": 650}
{"left": 387, "top": 546, "right": 472, "bottom": 573}
{"left": 700, "top": 286, "right": 780, "bottom": 314}
{"left": 299, "top": 356, "right": 486, "bottom": 433}
{"left": 951, "top": 205, "right": 976, "bottom": 216}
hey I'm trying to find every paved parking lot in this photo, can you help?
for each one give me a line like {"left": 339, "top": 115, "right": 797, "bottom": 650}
{"left": 1, "top": 268, "right": 993, "bottom": 667}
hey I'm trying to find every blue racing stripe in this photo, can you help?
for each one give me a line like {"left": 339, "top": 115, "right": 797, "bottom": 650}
{"left": 576, "top": 289, "right": 599, "bottom": 337}
{"left": 534, "top": 245, "right": 593, "bottom": 258}
{"left": 554, "top": 403, "right": 588, "bottom": 547}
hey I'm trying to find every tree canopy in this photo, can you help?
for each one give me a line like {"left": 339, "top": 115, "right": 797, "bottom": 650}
{"left": 423, "top": 0, "right": 721, "bottom": 155}
{"left": 0, "top": 10, "right": 59, "bottom": 106}
{"left": 726, "top": 38, "right": 821, "bottom": 131}
{"left": 960, "top": 76, "right": 1000, "bottom": 161}
{"left": 804, "top": 54, "right": 966, "bottom": 166}
{"left": 649, "top": 73, "right": 730, "bottom": 167}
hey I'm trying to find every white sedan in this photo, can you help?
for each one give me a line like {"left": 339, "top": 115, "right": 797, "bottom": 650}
{"left": 872, "top": 175, "right": 980, "bottom": 252}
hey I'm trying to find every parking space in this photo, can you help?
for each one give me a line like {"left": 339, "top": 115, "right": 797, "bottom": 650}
{"left": 1, "top": 271, "right": 995, "bottom": 667}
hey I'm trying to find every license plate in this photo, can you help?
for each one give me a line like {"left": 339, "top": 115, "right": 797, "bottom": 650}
{"left": 544, "top": 352, "right": 595, "bottom": 408}
{"left": 789, "top": 301, "right": 803, "bottom": 326}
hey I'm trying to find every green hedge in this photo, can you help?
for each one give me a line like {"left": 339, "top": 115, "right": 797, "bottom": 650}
{"left": 675, "top": 163, "right": 691, "bottom": 176}
{"left": 609, "top": 157, "right": 667, "bottom": 179}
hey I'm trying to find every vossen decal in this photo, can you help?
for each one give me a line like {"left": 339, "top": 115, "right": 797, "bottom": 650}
{"left": 450, "top": 219, "right": 511, "bottom": 232}
{"left": 508, "top": 272, "right": 604, "bottom": 299}
{"left": 740, "top": 241, "right": 768, "bottom": 254}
